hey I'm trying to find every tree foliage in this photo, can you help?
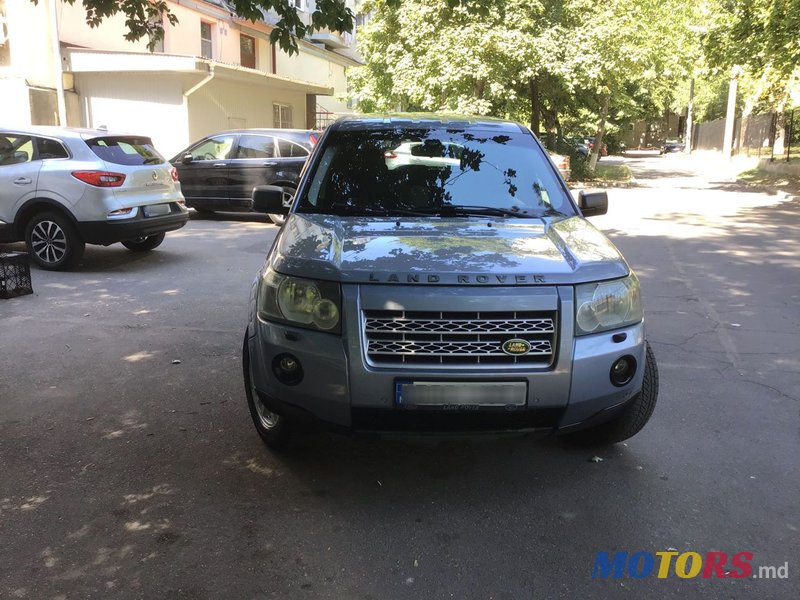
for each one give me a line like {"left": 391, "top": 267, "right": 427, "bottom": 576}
{"left": 705, "top": 0, "right": 800, "bottom": 110}
{"left": 351, "top": 0, "right": 702, "bottom": 166}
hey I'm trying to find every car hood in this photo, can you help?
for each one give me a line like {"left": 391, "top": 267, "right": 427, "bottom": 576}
{"left": 269, "top": 213, "right": 629, "bottom": 285}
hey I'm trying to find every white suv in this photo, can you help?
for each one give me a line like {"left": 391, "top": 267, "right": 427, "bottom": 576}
{"left": 0, "top": 126, "right": 188, "bottom": 270}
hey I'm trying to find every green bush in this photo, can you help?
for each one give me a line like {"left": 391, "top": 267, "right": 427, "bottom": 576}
{"left": 569, "top": 150, "right": 595, "bottom": 181}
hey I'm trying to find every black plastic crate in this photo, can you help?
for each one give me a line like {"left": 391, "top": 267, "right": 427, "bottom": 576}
{"left": 0, "top": 252, "right": 34, "bottom": 299}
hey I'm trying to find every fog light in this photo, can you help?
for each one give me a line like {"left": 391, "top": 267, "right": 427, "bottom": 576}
{"left": 272, "top": 353, "right": 303, "bottom": 386}
{"left": 610, "top": 355, "right": 637, "bottom": 387}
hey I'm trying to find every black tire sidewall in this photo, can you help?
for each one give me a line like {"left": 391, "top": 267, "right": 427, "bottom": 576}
{"left": 121, "top": 232, "right": 166, "bottom": 252}
{"left": 242, "top": 333, "right": 291, "bottom": 450}
{"left": 25, "top": 211, "right": 85, "bottom": 270}
{"left": 564, "top": 341, "right": 659, "bottom": 446}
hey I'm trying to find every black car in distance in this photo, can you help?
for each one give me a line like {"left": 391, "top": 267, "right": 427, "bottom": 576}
{"left": 171, "top": 129, "right": 317, "bottom": 225}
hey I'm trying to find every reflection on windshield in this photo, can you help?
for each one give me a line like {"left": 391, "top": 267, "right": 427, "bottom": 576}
{"left": 298, "top": 128, "right": 573, "bottom": 218}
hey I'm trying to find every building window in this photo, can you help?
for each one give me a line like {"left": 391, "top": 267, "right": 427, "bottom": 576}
{"left": 200, "top": 22, "right": 213, "bottom": 58}
{"left": 273, "top": 103, "right": 293, "bottom": 128}
{"left": 291, "top": 0, "right": 305, "bottom": 11}
{"left": 240, "top": 34, "right": 256, "bottom": 69}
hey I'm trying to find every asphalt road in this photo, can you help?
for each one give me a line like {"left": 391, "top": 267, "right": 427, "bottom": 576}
{"left": 1, "top": 156, "right": 798, "bottom": 599}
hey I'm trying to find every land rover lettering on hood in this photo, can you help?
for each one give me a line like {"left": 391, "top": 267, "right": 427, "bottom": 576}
{"left": 243, "top": 115, "right": 658, "bottom": 450}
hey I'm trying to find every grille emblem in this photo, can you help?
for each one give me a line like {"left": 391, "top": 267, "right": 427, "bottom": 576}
{"left": 502, "top": 339, "right": 532, "bottom": 356}
{"left": 152, "top": 170, "right": 158, "bottom": 181}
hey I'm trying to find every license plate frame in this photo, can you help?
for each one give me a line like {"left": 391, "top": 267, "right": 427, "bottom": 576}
{"left": 143, "top": 204, "right": 171, "bottom": 217}
{"left": 394, "top": 380, "right": 528, "bottom": 410}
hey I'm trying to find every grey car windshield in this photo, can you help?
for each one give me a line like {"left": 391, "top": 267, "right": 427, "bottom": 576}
{"left": 297, "top": 128, "right": 574, "bottom": 217}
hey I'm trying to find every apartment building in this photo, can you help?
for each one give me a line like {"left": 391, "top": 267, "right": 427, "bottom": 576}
{"left": 0, "top": 0, "right": 362, "bottom": 156}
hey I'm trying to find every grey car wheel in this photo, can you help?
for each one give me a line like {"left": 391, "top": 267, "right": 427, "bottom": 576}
{"left": 243, "top": 333, "right": 292, "bottom": 450}
{"left": 25, "top": 211, "right": 85, "bottom": 271}
{"left": 267, "top": 186, "right": 295, "bottom": 226}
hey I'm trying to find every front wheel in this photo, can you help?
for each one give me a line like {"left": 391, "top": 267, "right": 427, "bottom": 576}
{"left": 266, "top": 186, "right": 295, "bottom": 226}
{"left": 242, "top": 334, "right": 292, "bottom": 450}
{"left": 564, "top": 342, "right": 659, "bottom": 446}
{"left": 25, "top": 211, "right": 85, "bottom": 270}
{"left": 121, "top": 233, "right": 165, "bottom": 252}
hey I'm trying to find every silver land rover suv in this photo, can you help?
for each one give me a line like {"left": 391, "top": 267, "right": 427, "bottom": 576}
{"left": 243, "top": 115, "right": 658, "bottom": 449}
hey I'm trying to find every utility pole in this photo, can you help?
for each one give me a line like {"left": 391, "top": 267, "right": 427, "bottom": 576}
{"left": 685, "top": 78, "right": 694, "bottom": 153}
{"left": 722, "top": 66, "right": 742, "bottom": 160}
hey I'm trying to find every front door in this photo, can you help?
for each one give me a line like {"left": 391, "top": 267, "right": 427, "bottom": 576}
{"left": 0, "top": 134, "right": 40, "bottom": 230}
{"left": 176, "top": 134, "right": 235, "bottom": 210}
{"left": 227, "top": 134, "right": 278, "bottom": 208}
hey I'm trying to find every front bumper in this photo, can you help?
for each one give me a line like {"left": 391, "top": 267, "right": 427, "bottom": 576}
{"left": 77, "top": 203, "right": 189, "bottom": 245}
{"left": 246, "top": 284, "right": 647, "bottom": 435}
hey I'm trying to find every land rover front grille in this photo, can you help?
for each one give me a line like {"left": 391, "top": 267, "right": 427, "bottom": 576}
{"left": 363, "top": 310, "right": 557, "bottom": 366}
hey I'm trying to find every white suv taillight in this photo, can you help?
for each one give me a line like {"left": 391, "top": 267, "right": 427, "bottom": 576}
{"left": 170, "top": 167, "right": 179, "bottom": 182}
{"left": 72, "top": 171, "right": 126, "bottom": 187}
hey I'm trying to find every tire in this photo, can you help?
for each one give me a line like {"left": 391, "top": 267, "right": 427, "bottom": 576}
{"left": 242, "top": 333, "right": 292, "bottom": 450}
{"left": 564, "top": 342, "right": 659, "bottom": 446}
{"left": 25, "top": 211, "right": 85, "bottom": 271}
{"left": 121, "top": 233, "right": 166, "bottom": 252}
{"left": 267, "top": 186, "right": 295, "bottom": 226}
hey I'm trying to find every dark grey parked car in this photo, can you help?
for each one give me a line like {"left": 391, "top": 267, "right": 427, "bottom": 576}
{"left": 170, "top": 129, "right": 317, "bottom": 225}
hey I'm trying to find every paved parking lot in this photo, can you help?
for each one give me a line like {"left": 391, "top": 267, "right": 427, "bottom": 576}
{"left": 1, "top": 157, "right": 798, "bottom": 598}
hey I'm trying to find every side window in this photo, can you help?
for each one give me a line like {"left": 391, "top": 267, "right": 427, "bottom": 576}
{"left": 277, "top": 138, "right": 309, "bottom": 158}
{"left": 36, "top": 137, "right": 69, "bottom": 160}
{"left": 0, "top": 135, "right": 34, "bottom": 166}
{"left": 189, "top": 136, "right": 234, "bottom": 160}
{"left": 235, "top": 135, "right": 275, "bottom": 159}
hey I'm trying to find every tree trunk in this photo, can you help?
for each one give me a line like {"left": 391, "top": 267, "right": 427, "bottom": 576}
{"left": 589, "top": 92, "right": 610, "bottom": 170}
{"left": 529, "top": 77, "right": 540, "bottom": 135}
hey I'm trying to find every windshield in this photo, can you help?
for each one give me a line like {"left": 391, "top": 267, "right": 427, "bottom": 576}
{"left": 297, "top": 127, "right": 574, "bottom": 217}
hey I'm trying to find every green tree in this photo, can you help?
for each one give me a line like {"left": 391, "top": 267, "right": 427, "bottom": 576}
{"left": 352, "top": 0, "right": 703, "bottom": 169}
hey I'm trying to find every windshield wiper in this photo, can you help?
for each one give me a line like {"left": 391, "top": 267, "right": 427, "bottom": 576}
{"left": 412, "top": 205, "right": 532, "bottom": 218}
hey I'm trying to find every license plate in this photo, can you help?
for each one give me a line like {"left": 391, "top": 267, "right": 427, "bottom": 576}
{"left": 395, "top": 381, "right": 527, "bottom": 409}
{"left": 144, "top": 204, "right": 170, "bottom": 217}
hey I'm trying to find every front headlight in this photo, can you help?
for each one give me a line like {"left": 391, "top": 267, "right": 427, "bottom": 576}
{"left": 257, "top": 268, "right": 341, "bottom": 333}
{"left": 575, "top": 274, "right": 643, "bottom": 336}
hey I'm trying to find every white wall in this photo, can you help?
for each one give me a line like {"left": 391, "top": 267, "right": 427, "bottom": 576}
{"left": 3, "top": 0, "right": 57, "bottom": 87}
{"left": 75, "top": 72, "right": 189, "bottom": 157}
{"left": 187, "top": 78, "right": 306, "bottom": 141}
{"left": 0, "top": 77, "right": 33, "bottom": 126}
{"left": 277, "top": 48, "right": 349, "bottom": 114}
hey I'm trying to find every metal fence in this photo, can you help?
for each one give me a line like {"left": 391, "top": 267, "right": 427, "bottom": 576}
{"left": 691, "top": 110, "right": 799, "bottom": 162}
{"left": 736, "top": 112, "right": 776, "bottom": 158}
{"left": 692, "top": 117, "right": 726, "bottom": 151}
{"left": 783, "top": 108, "right": 800, "bottom": 162}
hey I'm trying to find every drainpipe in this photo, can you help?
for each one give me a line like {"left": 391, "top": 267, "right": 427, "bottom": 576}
{"left": 48, "top": 0, "right": 67, "bottom": 125}
{"left": 184, "top": 64, "right": 215, "bottom": 98}
{"left": 181, "top": 64, "right": 215, "bottom": 150}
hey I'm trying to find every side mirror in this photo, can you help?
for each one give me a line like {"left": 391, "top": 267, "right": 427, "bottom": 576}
{"left": 252, "top": 185, "right": 289, "bottom": 215}
{"left": 578, "top": 190, "right": 608, "bottom": 217}
{"left": 181, "top": 153, "right": 194, "bottom": 164}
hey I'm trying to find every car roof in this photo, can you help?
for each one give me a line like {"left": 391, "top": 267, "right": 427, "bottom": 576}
{"left": 331, "top": 114, "right": 528, "bottom": 134}
{"left": 0, "top": 125, "right": 150, "bottom": 140}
